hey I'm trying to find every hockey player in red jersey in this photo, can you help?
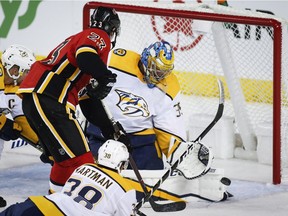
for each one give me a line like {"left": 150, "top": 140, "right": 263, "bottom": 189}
{"left": 0, "top": 140, "right": 137, "bottom": 216}
{"left": 17, "top": 6, "right": 121, "bottom": 193}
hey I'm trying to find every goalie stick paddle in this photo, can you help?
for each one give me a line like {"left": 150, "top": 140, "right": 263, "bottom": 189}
{"left": 100, "top": 100, "right": 186, "bottom": 213}
{"left": 134, "top": 79, "right": 225, "bottom": 211}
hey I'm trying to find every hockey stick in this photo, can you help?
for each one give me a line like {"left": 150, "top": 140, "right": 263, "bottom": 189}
{"left": 194, "top": 79, "right": 224, "bottom": 142}
{"left": 100, "top": 100, "right": 186, "bottom": 213}
{"left": 133, "top": 79, "right": 225, "bottom": 212}
{"left": 128, "top": 152, "right": 186, "bottom": 212}
{"left": 19, "top": 135, "right": 44, "bottom": 152}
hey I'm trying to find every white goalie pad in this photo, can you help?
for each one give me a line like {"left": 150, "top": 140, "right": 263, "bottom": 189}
{"left": 167, "top": 139, "right": 214, "bottom": 180}
{"left": 122, "top": 168, "right": 231, "bottom": 202}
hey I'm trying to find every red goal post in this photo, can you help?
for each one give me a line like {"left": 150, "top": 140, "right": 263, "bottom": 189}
{"left": 83, "top": 1, "right": 288, "bottom": 184}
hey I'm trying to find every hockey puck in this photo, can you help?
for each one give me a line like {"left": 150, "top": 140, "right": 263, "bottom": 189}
{"left": 0, "top": 196, "right": 7, "bottom": 207}
{"left": 220, "top": 177, "right": 231, "bottom": 186}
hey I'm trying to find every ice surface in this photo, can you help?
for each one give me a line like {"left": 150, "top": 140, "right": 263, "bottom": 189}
{"left": 1, "top": 151, "right": 288, "bottom": 216}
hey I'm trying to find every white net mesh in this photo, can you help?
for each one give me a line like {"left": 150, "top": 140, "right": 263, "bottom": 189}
{"left": 84, "top": 2, "right": 288, "bottom": 183}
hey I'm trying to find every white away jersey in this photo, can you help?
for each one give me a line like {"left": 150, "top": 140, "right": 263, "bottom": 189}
{"left": 0, "top": 85, "right": 23, "bottom": 118}
{"left": 31, "top": 163, "right": 136, "bottom": 216}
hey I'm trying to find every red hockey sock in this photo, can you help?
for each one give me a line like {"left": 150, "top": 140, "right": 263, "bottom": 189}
{"left": 50, "top": 151, "right": 94, "bottom": 186}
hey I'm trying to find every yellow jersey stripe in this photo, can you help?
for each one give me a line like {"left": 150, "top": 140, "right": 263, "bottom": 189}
{"left": 29, "top": 196, "right": 65, "bottom": 216}
{"left": 32, "top": 93, "right": 75, "bottom": 157}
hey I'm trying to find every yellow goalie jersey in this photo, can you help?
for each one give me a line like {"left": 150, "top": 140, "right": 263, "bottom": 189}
{"left": 103, "top": 49, "right": 187, "bottom": 156}
{"left": 30, "top": 163, "right": 136, "bottom": 216}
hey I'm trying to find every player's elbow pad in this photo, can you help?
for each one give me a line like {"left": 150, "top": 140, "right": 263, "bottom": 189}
{"left": 0, "top": 114, "right": 22, "bottom": 140}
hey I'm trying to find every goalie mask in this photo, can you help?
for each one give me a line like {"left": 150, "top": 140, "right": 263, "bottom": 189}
{"left": 1, "top": 44, "right": 36, "bottom": 85}
{"left": 90, "top": 6, "right": 121, "bottom": 49}
{"left": 140, "top": 41, "right": 174, "bottom": 88}
{"left": 97, "top": 139, "right": 129, "bottom": 173}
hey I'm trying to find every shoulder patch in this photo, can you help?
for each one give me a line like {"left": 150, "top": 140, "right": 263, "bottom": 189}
{"left": 113, "top": 48, "right": 126, "bottom": 56}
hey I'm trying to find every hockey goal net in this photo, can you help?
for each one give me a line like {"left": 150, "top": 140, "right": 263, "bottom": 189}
{"left": 83, "top": 1, "right": 288, "bottom": 184}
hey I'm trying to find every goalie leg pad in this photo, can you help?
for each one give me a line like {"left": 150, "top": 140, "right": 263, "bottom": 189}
{"left": 122, "top": 168, "right": 231, "bottom": 202}
{"left": 167, "top": 140, "right": 213, "bottom": 180}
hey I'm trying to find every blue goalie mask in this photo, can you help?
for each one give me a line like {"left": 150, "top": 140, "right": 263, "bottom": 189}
{"left": 140, "top": 41, "right": 175, "bottom": 88}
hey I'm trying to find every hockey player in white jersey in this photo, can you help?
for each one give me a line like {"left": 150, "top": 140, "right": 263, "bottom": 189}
{"left": 0, "top": 45, "right": 40, "bottom": 149}
{"left": 0, "top": 139, "right": 137, "bottom": 216}
{"left": 0, "top": 45, "right": 37, "bottom": 208}
{"left": 80, "top": 41, "right": 187, "bottom": 170}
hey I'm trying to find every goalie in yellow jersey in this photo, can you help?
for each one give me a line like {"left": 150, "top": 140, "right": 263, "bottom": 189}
{"left": 0, "top": 45, "right": 51, "bottom": 164}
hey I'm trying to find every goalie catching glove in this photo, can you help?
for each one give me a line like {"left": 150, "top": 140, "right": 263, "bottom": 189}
{"left": 167, "top": 138, "right": 213, "bottom": 180}
{"left": 86, "top": 73, "right": 117, "bottom": 100}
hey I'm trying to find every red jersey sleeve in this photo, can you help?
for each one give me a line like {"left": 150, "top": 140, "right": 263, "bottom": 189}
{"left": 73, "top": 28, "right": 111, "bottom": 65}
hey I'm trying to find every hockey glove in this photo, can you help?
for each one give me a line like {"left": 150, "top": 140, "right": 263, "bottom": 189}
{"left": 40, "top": 153, "right": 54, "bottom": 166}
{"left": 0, "top": 114, "right": 22, "bottom": 141}
{"left": 167, "top": 139, "right": 213, "bottom": 180}
{"left": 0, "top": 196, "right": 6, "bottom": 208}
{"left": 0, "top": 108, "right": 11, "bottom": 115}
{"left": 86, "top": 73, "right": 117, "bottom": 100}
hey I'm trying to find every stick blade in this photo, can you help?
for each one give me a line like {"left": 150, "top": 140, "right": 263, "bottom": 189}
{"left": 151, "top": 200, "right": 186, "bottom": 212}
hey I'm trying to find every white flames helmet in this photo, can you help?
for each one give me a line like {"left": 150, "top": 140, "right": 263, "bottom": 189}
{"left": 1, "top": 44, "right": 36, "bottom": 80}
{"left": 97, "top": 139, "right": 129, "bottom": 173}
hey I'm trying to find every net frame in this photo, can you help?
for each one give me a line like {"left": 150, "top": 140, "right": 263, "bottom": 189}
{"left": 83, "top": 1, "right": 286, "bottom": 184}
